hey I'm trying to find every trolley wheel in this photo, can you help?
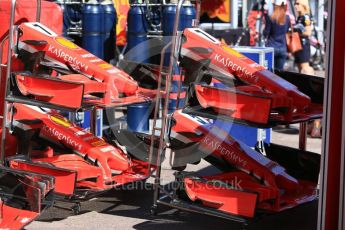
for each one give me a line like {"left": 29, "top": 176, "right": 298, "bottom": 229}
{"left": 150, "top": 205, "right": 158, "bottom": 216}
{"left": 71, "top": 202, "right": 81, "bottom": 215}
{"left": 241, "top": 223, "right": 249, "bottom": 230}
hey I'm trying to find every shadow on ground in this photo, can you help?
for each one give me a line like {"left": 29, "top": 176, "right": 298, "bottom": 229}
{"left": 35, "top": 178, "right": 318, "bottom": 230}
{"left": 272, "top": 126, "right": 300, "bottom": 135}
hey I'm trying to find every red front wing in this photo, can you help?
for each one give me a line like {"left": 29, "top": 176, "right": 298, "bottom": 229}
{"left": 0, "top": 167, "right": 54, "bottom": 229}
{"left": 9, "top": 104, "right": 151, "bottom": 198}
{"left": 169, "top": 111, "right": 319, "bottom": 217}
{"left": 0, "top": 203, "right": 39, "bottom": 229}
{"left": 15, "top": 22, "right": 152, "bottom": 108}
{"left": 179, "top": 28, "right": 322, "bottom": 125}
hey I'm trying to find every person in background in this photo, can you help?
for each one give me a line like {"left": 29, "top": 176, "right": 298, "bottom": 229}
{"left": 294, "top": 0, "right": 321, "bottom": 138}
{"left": 247, "top": 2, "right": 261, "bottom": 46}
{"left": 263, "top": 0, "right": 290, "bottom": 71}
{"left": 293, "top": 0, "right": 314, "bottom": 75}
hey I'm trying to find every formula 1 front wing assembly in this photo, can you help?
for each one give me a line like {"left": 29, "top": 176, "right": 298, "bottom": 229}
{"left": 178, "top": 28, "right": 323, "bottom": 126}
{"left": 0, "top": 167, "right": 54, "bottom": 229}
{"left": 11, "top": 22, "right": 154, "bottom": 109}
{"left": 183, "top": 79, "right": 323, "bottom": 127}
{"left": 5, "top": 103, "right": 152, "bottom": 200}
{"left": 165, "top": 110, "right": 320, "bottom": 218}
{"left": 145, "top": 27, "right": 323, "bottom": 219}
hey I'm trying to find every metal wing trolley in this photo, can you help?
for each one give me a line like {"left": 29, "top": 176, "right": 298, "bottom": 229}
{"left": 0, "top": 0, "right": 154, "bottom": 222}
{"left": 0, "top": 0, "right": 101, "bottom": 163}
{"left": 0, "top": 0, "right": 59, "bottom": 227}
{"left": 147, "top": 0, "right": 251, "bottom": 226}
{"left": 147, "top": 0, "right": 322, "bottom": 228}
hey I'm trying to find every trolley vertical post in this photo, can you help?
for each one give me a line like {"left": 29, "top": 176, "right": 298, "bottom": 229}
{"left": 0, "top": 0, "right": 42, "bottom": 165}
{"left": 299, "top": 122, "right": 308, "bottom": 151}
{"left": 0, "top": 0, "right": 17, "bottom": 165}
{"left": 150, "top": 0, "right": 201, "bottom": 213}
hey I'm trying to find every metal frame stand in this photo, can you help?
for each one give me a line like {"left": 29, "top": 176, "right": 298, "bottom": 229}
{"left": 0, "top": 0, "right": 110, "bottom": 215}
{"left": 147, "top": 0, "right": 196, "bottom": 206}
{"left": 146, "top": 0, "right": 249, "bottom": 227}
{"left": 146, "top": 1, "right": 310, "bottom": 227}
{"left": 0, "top": 0, "right": 103, "bottom": 163}
{"left": 0, "top": 0, "right": 42, "bottom": 165}
{"left": 299, "top": 122, "right": 308, "bottom": 151}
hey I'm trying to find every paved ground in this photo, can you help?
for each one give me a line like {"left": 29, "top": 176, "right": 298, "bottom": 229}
{"left": 26, "top": 125, "right": 322, "bottom": 230}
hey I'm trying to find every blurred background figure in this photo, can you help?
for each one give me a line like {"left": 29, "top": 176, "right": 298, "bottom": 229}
{"left": 293, "top": 0, "right": 314, "bottom": 75}
{"left": 263, "top": 0, "right": 290, "bottom": 71}
{"left": 294, "top": 0, "right": 321, "bottom": 138}
{"left": 200, "top": 0, "right": 227, "bottom": 23}
{"left": 247, "top": 2, "right": 261, "bottom": 46}
{"left": 247, "top": 0, "right": 274, "bottom": 46}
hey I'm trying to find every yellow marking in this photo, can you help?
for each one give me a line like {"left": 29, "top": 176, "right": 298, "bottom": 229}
{"left": 98, "top": 63, "right": 113, "bottom": 69}
{"left": 91, "top": 140, "right": 107, "bottom": 147}
{"left": 50, "top": 115, "right": 72, "bottom": 127}
{"left": 222, "top": 46, "right": 244, "bottom": 58}
{"left": 55, "top": 37, "right": 79, "bottom": 49}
